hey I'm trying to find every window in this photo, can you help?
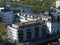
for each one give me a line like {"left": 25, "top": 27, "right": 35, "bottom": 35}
{"left": 25, "top": 18, "right": 27, "bottom": 20}
{"left": 42, "top": 25, "right": 46, "bottom": 35}
{"left": 34, "top": 23, "right": 39, "bottom": 26}
{"left": 0, "top": 16, "right": 2, "bottom": 22}
{"left": 33, "top": 16, "right": 34, "bottom": 19}
{"left": 26, "top": 28, "right": 32, "bottom": 40}
{"left": 18, "top": 30, "right": 23, "bottom": 42}
{"left": 34, "top": 27, "right": 39, "bottom": 38}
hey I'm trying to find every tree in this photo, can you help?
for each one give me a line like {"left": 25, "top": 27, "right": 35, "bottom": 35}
{"left": 0, "top": 22, "right": 6, "bottom": 35}
{"left": 19, "top": 0, "right": 55, "bottom": 13}
{"left": 0, "top": 35, "right": 8, "bottom": 42}
{"left": 0, "top": 0, "right": 56, "bottom": 13}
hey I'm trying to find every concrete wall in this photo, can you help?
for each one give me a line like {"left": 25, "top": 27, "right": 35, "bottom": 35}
{"left": 7, "top": 22, "right": 43, "bottom": 42}
{"left": 7, "top": 26, "right": 18, "bottom": 42}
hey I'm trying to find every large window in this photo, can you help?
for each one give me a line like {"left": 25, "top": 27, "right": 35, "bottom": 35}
{"left": 34, "top": 27, "right": 39, "bottom": 38}
{"left": 18, "top": 30, "right": 23, "bottom": 42}
{"left": 0, "top": 16, "right": 2, "bottom": 22}
{"left": 26, "top": 28, "right": 32, "bottom": 40}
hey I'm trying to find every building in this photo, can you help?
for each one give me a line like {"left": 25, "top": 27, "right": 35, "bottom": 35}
{"left": 45, "top": 13, "right": 60, "bottom": 34}
{"left": 2, "top": 4, "right": 59, "bottom": 45}
{"left": 7, "top": 13, "right": 60, "bottom": 45}
{"left": 0, "top": 9, "right": 14, "bottom": 25}
{"left": 7, "top": 9, "right": 60, "bottom": 45}
{"left": 56, "top": 0, "right": 60, "bottom": 8}
{"left": 50, "top": 8, "right": 60, "bottom": 33}
{"left": 7, "top": 19, "right": 47, "bottom": 45}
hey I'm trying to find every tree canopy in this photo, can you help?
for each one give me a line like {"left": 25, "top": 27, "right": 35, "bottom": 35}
{"left": 0, "top": 22, "right": 6, "bottom": 35}
{"left": 0, "top": 0, "right": 56, "bottom": 13}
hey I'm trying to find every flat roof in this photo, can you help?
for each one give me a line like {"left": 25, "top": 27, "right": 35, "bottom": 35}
{"left": 12, "top": 19, "right": 43, "bottom": 28}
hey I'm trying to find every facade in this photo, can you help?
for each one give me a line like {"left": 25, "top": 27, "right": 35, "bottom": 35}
{"left": 3, "top": 5, "right": 59, "bottom": 44}
{"left": 7, "top": 9, "right": 60, "bottom": 45}
{"left": 50, "top": 8, "right": 60, "bottom": 33}
{"left": 7, "top": 19, "right": 47, "bottom": 45}
{"left": 41, "top": 9, "right": 60, "bottom": 34}
{"left": 4, "top": 4, "right": 60, "bottom": 45}
{"left": 46, "top": 18, "right": 58, "bottom": 34}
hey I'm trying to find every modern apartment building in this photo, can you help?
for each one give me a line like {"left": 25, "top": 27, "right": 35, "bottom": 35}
{"left": 7, "top": 19, "right": 47, "bottom": 45}
{"left": 7, "top": 15, "right": 60, "bottom": 45}
{"left": 7, "top": 10, "right": 60, "bottom": 45}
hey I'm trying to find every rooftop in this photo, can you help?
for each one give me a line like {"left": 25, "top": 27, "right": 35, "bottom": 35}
{"left": 12, "top": 19, "right": 43, "bottom": 29}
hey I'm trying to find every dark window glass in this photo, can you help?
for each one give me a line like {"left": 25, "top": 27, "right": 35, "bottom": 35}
{"left": 26, "top": 28, "right": 32, "bottom": 40}
{"left": 18, "top": 30, "right": 23, "bottom": 42}
{"left": 42, "top": 25, "right": 46, "bottom": 35}
{"left": 57, "top": 16, "right": 59, "bottom": 22}
{"left": 34, "top": 27, "right": 39, "bottom": 38}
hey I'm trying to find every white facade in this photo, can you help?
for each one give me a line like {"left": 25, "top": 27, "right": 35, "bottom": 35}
{"left": 46, "top": 21, "right": 52, "bottom": 34}
{"left": 0, "top": 11, "right": 14, "bottom": 25}
{"left": 7, "top": 26, "right": 18, "bottom": 42}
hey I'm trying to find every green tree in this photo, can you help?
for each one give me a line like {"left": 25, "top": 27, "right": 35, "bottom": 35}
{"left": 0, "top": 0, "right": 56, "bottom": 13}
{"left": 1, "top": 35, "right": 8, "bottom": 42}
{"left": 0, "top": 22, "right": 6, "bottom": 35}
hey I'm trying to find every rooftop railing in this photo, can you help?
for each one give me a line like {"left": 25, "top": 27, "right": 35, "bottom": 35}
{"left": 12, "top": 19, "right": 43, "bottom": 28}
